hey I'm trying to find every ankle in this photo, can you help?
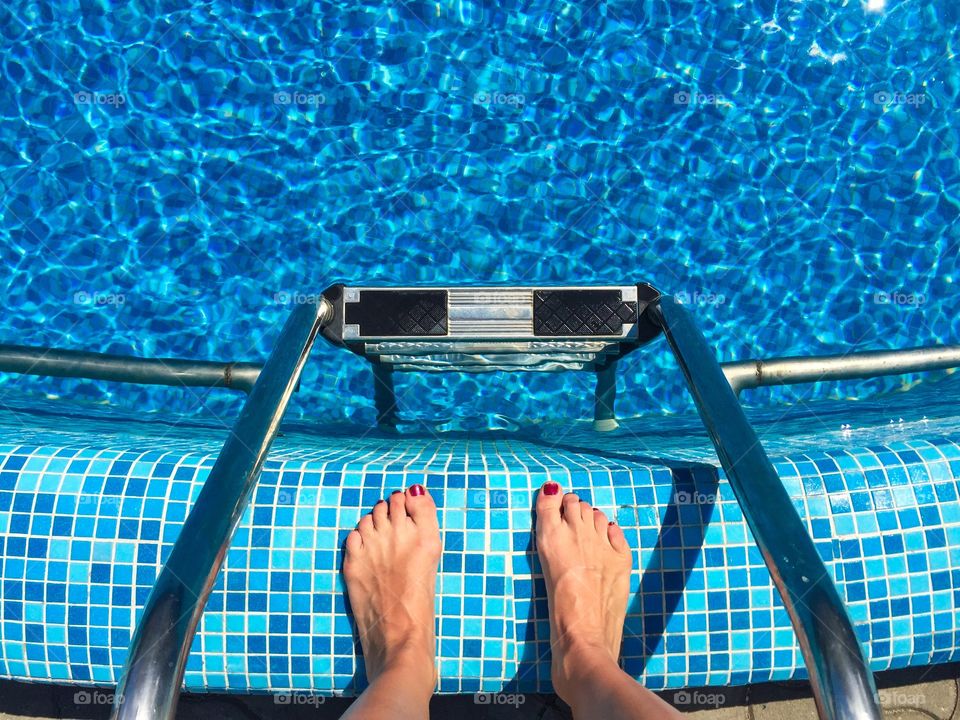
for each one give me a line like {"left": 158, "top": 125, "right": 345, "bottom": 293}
{"left": 551, "top": 637, "right": 620, "bottom": 702}
{"left": 366, "top": 642, "right": 436, "bottom": 693}
{"left": 554, "top": 631, "right": 617, "bottom": 667}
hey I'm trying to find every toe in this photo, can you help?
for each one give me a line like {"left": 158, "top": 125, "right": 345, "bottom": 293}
{"left": 593, "top": 507, "right": 609, "bottom": 533}
{"left": 371, "top": 499, "right": 389, "bottom": 529}
{"left": 561, "top": 493, "right": 581, "bottom": 522}
{"left": 607, "top": 521, "right": 630, "bottom": 554}
{"left": 357, "top": 514, "right": 375, "bottom": 538}
{"left": 405, "top": 484, "right": 438, "bottom": 527}
{"left": 345, "top": 528, "right": 363, "bottom": 554}
{"left": 388, "top": 489, "right": 407, "bottom": 523}
{"left": 579, "top": 500, "right": 593, "bottom": 522}
{"left": 535, "top": 482, "right": 563, "bottom": 529}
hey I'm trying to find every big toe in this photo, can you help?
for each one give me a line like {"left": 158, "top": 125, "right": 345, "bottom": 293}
{"left": 404, "top": 483, "right": 438, "bottom": 527}
{"left": 536, "top": 482, "right": 563, "bottom": 529}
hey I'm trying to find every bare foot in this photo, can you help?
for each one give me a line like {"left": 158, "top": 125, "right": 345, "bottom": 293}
{"left": 343, "top": 484, "right": 441, "bottom": 695}
{"left": 535, "top": 481, "right": 633, "bottom": 701}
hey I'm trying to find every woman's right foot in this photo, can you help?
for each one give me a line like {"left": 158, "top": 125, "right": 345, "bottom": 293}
{"left": 534, "top": 481, "right": 633, "bottom": 701}
{"left": 342, "top": 484, "right": 441, "bottom": 696}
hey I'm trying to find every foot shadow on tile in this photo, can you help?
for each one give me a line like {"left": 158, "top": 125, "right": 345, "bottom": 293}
{"left": 503, "top": 457, "right": 720, "bottom": 693}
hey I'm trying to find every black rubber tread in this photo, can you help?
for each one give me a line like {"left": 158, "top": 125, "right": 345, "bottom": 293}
{"left": 533, "top": 289, "right": 638, "bottom": 336}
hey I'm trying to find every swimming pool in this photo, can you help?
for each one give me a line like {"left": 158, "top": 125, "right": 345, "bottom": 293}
{"left": 0, "top": 0, "right": 957, "bottom": 424}
{"left": 0, "top": 0, "right": 959, "bottom": 708}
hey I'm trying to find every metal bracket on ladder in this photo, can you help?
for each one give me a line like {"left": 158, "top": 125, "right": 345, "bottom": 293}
{"left": 318, "top": 283, "right": 663, "bottom": 430}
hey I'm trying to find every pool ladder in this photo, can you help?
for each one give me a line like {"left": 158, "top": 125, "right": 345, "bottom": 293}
{"left": 98, "top": 283, "right": 895, "bottom": 720}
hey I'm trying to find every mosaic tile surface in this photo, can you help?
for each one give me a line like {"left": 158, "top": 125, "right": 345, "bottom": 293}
{"left": 0, "top": 389, "right": 958, "bottom": 693}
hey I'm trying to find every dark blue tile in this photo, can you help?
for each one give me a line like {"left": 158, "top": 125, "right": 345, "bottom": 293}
{"left": 882, "top": 535, "right": 904, "bottom": 554}
{"left": 2, "top": 455, "right": 26, "bottom": 471}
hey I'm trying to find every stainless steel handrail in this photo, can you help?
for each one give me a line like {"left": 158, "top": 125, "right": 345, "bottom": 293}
{"left": 650, "top": 296, "right": 881, "bottom": 720}
{"left": 3, "top": 338, "right": 959, "bottom": 401}
{"left": 0, "top": 343, "right": 262, "bottom": 393}
{"left": 723, "top": 345, "right": 960, "bottom": 394}
{"left": 110, "top": 299, "right": 331, "bottom": 720}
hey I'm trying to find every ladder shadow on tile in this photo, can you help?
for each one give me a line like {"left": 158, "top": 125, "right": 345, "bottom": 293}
{"left": 627, "top": 464, "right": 721, "bottom": 674}
{"left": 504, "top": 456, "right": 719, "bottom": 692}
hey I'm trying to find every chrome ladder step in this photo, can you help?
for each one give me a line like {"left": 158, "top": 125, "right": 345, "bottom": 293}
{"left": 318, "top": 283, "right": 663, "bottom": 430}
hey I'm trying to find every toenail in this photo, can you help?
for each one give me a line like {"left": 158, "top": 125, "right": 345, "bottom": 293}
{"left": 593, "top": 508, "right": 600, "bottom": 512}
{"left": 409, "top": 484, "right": 425, "bottom": 497}
{"left": 376, "top": 500, "right": 385, "bottom": 504}
{"left": 608, "top": 521, "right": 616, "bottom": 526}
{"left": 391, "top": 490, "right": 402, "bottom": 495}
{"left": 543, "top": 482, "right": 559, "bottom": 496}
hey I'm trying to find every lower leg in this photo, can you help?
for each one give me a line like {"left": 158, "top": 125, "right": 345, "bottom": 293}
{"left": 534, "top": 482, "right": 682, "bottom": 720}
{"left": 338, "top": 665, "right": 431, "bottom": 720}
{"left": 556, "top": 641, "right": 680, "bottom": 719}
{"left": 339, "top": 484, "right": 441, "bottom": 720}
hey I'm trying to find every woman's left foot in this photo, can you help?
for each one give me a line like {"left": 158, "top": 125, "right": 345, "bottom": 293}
{"left": 534, "top": 482, "right": 633, "bottom": 701}
{"left": 343, "top": 485, "right": 442, "bottom": 694}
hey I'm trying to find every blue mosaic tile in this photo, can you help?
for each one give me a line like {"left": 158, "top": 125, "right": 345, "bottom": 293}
{"left": 0, "top": 398, "right": 959, "bottom": 693}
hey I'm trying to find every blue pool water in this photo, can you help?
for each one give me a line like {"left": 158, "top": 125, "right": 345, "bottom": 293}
{"left": 0, "top": 0, "right": 958, "bottom": 425}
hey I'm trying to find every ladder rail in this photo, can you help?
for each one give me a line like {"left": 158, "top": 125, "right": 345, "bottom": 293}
{"left": 110, "top": 300, "right": 330, "bottom": 720}
{"left": 724, "top": 344, "right": 960, "bottom": 394}
{"left": 0, "top": 343, "right": 262, "bottom": 393}
{"left": 649, "top": 296, "right": 881, "bottom": 720}
{"left": 1, "top": 341, "right": 957, "bottom": 396}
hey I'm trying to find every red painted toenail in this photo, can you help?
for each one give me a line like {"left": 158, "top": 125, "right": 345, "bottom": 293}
{"left": 609, "top": 521, "right": 616, "bottom": 526}
{"left": 376, "top": 500, "right": 385, "bottom": 504}
{"left": 409, "top": 484, "right": 425, "bottom": 497}
{"left": 593, "top": 508, "right": 600, "bottom": 512}
{"left": 543, "top": 482, "right": 560, "bottom": 496}
{"left": 391, "top": 490, "right": 402, "bottom": 495}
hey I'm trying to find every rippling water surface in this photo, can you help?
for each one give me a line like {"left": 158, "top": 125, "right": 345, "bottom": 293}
{"left": 0, "top": 0, "right": 958, "bottom": 426}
